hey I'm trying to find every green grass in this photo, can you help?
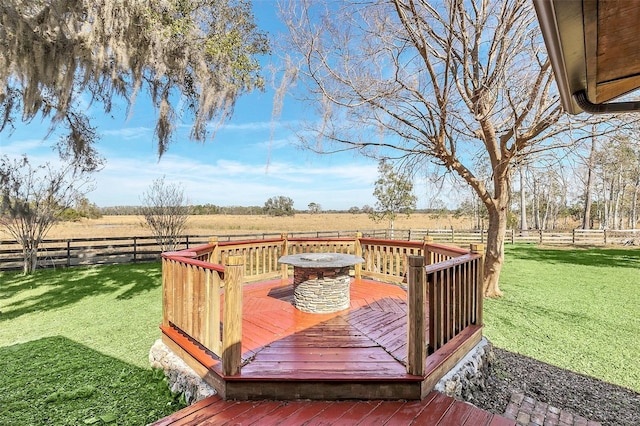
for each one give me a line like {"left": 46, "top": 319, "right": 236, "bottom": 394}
{"left": 484, "top": 245, "right": 640, "bottom": 392}
{"left": 0, "top": 263, "right": 186, "bottom": 425}
{"left": 0, "top": 247, "right": 638, "bottom": 424}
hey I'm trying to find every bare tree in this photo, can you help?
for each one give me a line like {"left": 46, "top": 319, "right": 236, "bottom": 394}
{"left": 0, "top": 1, "right": 269, "bottom": 164}
{"left": 140, "top": 177, "right": 191, "bottom": 252}
{"left": 278, "top": 0, "right": 615, "bottom": 296}
{"left": 0, "top": 155, "right": 97, "bottom": 273}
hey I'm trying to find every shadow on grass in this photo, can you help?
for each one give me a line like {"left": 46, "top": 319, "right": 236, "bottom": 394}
{"left": 506, "top": 245, "right": 640, "bottom": 269}
{"left": 0, "top": 262, "right": 162, "bottom": 322}
{"left": 0, "top": 336, "right": 185, "bottom": 425}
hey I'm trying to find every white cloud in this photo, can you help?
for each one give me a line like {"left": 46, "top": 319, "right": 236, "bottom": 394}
{"left": 102, "top": 127, "right": 152, "bottom": 140}
{"left": 89, "top": 151, "right": 379, "bottom": 210}
{"left": 0, "top": 138, "right": 49, "bottom": 156}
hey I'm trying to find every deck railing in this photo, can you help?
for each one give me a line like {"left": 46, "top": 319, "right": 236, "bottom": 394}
{"left": 406, "top": 244, "right": 483, "bottom": 375}
{"left": 160, "top": 233, "right": 483, "bottom": 377}
{"left": 161, "top": 251, "right": 244, "bottom": 375}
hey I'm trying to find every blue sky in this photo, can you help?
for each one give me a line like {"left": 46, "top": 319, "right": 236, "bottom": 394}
{"left": 0, "top": 2, "right": 438, "bottom": 211}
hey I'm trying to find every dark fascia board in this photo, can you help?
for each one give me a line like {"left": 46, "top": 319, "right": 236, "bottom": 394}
{"left": 533, "top": 0, "right": 586, "bottom": 114}
{"left": 533, "top": 0, "right": 640, "bottom": 114}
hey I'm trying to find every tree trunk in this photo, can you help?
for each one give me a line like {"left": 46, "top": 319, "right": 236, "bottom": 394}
{"left": 519, "top": 167, "right": 528, "bottom": 234}
{"left": 533, "top": 178, "right": 541, "bottom": 229}
{"left": 631, "top": 177, "right": 639, "bottom": 229}
{"left": 22, "top": 245, "right": 38, "bottom": 274}
{"left": 484, "top": 203, "right": 507, "bottom": 298}
{"left": 613, "top": 173, "right": 624, "bottom": 229}
{"left": 582, "top": 134, "right": 597, "bottom": 229}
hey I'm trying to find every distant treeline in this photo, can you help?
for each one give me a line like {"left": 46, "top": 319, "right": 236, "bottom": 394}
{"left": 97, "top": 204, "right": 448, "bottom": 216}
{"left": 99, "top": 204, "right": 265, "bottom": 216}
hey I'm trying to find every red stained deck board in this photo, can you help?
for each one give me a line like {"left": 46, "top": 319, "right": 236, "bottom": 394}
{"left": 380, "top": 393, "right": 438, "bottom": 424}
{"left": 330, "top": 401, "right": 383, "bottom": 425}
{"left": 224, "top": 401, "right": 285, "bottom": 425}
{"left": 236, "top": 366, "right": 411, "bottom": 380}
{"left": 151, "top": 393, "right": 515, "bottom": 425}
{"left": 348, "top": 309, "right": 396, "bottom": 328}
{"left": 154, "top": 395, "right": 228, "bottom": 426}
{"left": 245, "top": 401, "right": 308, "bottom": 425}
{"left": 196, "top": 401, "right": 259, "bottom": 424}
{"left": 462, "top": 406, "right": 494, "bottom": 426}
{"left": 412, "top": 391, "right": 456, "bottom": 424}
{"left": 276, "top": 401, "right": 336, "bottom": 426}
{"left": 437, "top": 399, "right": 478, "bottom": 425}
{"left": 251, "top": 348, "right": 396, "bottom": 362}
{"left": 353, "top": 400, "right": 406, "bottom": 425}
{"left": 375, "top": 323, "right": 407, "bottom": 346}
{"left": 301, "top": 400, "right": 371, "bottom": 425}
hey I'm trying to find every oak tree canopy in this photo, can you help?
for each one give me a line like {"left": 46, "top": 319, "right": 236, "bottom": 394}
{"left": 0, "top": 0, "right": 270, "bottom": 162}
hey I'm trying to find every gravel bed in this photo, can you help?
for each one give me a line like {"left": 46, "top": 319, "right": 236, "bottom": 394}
{"left": 469, "top": 347, "right": 640, "bottom": 426}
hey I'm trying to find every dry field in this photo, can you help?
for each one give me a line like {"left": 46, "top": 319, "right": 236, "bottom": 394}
{"left": 35, "top": 213, "right": 473, "bottom": 240}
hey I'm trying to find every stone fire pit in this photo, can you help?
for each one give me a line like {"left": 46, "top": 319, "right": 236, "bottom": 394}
{"left": 278, "top": 253, "right": 364, "bottom": 313}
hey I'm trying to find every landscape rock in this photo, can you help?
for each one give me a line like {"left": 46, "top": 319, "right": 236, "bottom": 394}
{"left": 149, "top": 339, "right": 216, "bottom": 404}
{"left": 435, "top": 337, "right": 493, "bottom": 402}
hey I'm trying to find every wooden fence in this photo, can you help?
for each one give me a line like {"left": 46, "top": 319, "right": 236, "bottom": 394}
{"left": 1, "top": 228, "right": 638, "bottom": 272}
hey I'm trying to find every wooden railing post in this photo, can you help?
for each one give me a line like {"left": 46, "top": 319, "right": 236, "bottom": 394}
{"left": 208, "top": 237, "right": 219, "bottom": 264}
{"left": 407, "top": 255, "right": 426, "bottom": 376}
{"left": 470, "top": 244, "right": 485, "bottom": 326}
{"left": 354, "top": 232, "right": 363, "bottom": 279}
{"left": 280, "top": 233, "right": 289, "bottom": 279}
{"left": 422, "top": 236, "right": 433, "bottom": 265}
{"left": 222, "top": 255, "right": 244, "bottom": 376}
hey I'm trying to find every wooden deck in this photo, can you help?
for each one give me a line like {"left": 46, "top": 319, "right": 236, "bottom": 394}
{"left": 151, "top": 390, "right": 515, "bottom": 425}
{"left": 161, "top": 277, "right": 483, "bottom": 401}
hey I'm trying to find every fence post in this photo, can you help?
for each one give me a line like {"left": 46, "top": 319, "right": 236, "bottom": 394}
{"left": 222, "top": 255, "right": 244, "bottom": 376}
{"left": 406, "top": 255, "right": 426, "bottom": 376}
{"left": 604, "top": 229, "right": 607, "bottom": 244}
{"left": 281, "top": 233, "right": 289, "bottom": 279}
{"left": 66, "top": 240, "right": 71, "bottom": 267}
{"left": 539, "top": 229, "right": 543, "bottom": 244}
{"left": 354, "top": 232, "right": 363, "bottom": 280}
{"left": 511, "top": 229, "right": 515, "bottom": 244}
{"left": 470, "top": 244, "right": 485, "bottom": 326}
{"left": 572, "top": 229, "right": 576, "bottom": 244}
{"left": 133, "top": 237, "right": 137, "bottom": 262}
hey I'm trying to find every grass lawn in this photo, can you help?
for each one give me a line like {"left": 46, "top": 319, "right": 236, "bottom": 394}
{"left": 0, "top": 262, "right": 186, "bottom": 425}
{"left": 0, "top": 246, "right": 638, "bottom": 424}
{"left": 484, "top": 245, "right": 640, "bottom": 393}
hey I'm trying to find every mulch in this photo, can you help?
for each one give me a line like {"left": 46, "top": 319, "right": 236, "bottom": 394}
{"left": 468, "top": 347, "right": 640, "bottom": 426}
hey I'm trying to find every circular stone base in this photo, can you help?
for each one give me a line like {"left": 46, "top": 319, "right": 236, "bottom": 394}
{"left": 293, "top": 266, "right": 351, "bottom": 313}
